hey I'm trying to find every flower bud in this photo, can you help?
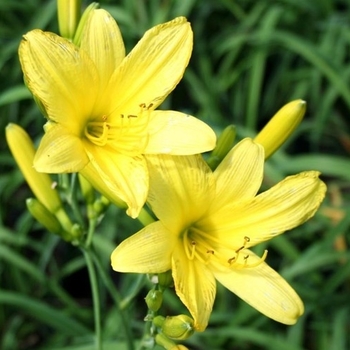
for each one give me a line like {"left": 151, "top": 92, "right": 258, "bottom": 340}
{"left": 26, "top": 198, "right": 71, "bottom": 241}
{"left": 6, "top": 123, "right": 61, "bottom": 214}
{"left": 79, "top": 174, "right": 95, "bottom": 204}
{"left": 161, "top": 315, "right": 195, "bottom": 340}
{"left": 155, "top": 333, "right": 189, "bottom": 350}
{"left": 155, "top": 333, "right": 177, "bottom": 350}
{"left": 158, "top": 270, "right": 174, "bottom": 290}
{"left": 92, "top": 196, "right": 110, "bottom": 218}
{"left": 145, "top": 289, "right": 163, "bottom": 312}
{"left": 207, "top": 125, "right": 236, "bottom": 170}
{"left": 254, "top": 100, "right": 306, "bottom": 159}
{"left": 57, "top": 0, "right": 82, "bottom": 40}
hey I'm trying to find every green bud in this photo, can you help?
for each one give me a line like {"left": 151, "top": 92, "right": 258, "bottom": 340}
{"left": 145, "top": 289, "right": 163, "bottom": 312}
{"left": 92, "top": 196, "right": 110, "bottom": 217}
{"left": 207, "top": 125, "right": 236, "bottom": 170}
{"left": 71, "top": 223, "right": 83, "bottom": 239}
{"left": 158, "top": 270, "right": 174, "bottom": 290}
{"left": 161, "top": 315, "right": 195, "bottom": 340}
{"left": 153, "top": 315, "right": 165, "bottom": 328}
{"left": 26, "top": 198, "right": 71, "bottom": 241}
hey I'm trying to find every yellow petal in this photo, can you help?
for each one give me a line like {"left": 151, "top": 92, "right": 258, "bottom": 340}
{"left": 172, "top": 243, "right": 216, "bottom": 331}
{"left": 214, "top": 251, "right": 304, "bottom": 324}
{"left": 79, "top": 161, "right": 126, "bottom": 210}
{"left": 105, "top": 17, "right": 193, "bottom": 115}
{"left": 82, "top": 144, "right": 148, "bottom": 218}
{"left": 111, "top": 221, "right": 174, "bottom": 272}
{"left": 144, "top": 110, "right": 216, "bottom": 155}
{"left": 145, "top": 154, "right": 214, "bottom": 231}
{"left": 211, "top": 138, "right": 264, "bottom": 212}
{"left": 80, "top": 9, "right": 125, "bottom": 90}
{"left": 206, "top": 171, "right": 326, "bottom": 249}
{"left": 34, "top": 123, "right": 89, "bottom": 173}
{"left": 19, "top": 30, "right": 99, "bottom": 133}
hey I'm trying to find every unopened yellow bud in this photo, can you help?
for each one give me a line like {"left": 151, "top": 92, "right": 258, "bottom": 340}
{"left": 254, "top": 100, "right": 306, "bottom": 159}
{"left": 6, "top": 123, "right": 62, "bottom": 214}
{"left": 145, "top": 289, "right": 163, "bottom": 312}
{"left": 207, "top": 125, "right": 236, "bottom": 170}
{"left": 73, "top": 2, "right": 99, "bottom": 46}
{"left": 26, "top": 198, "right": 71, "bottom": 241}
{"left": 57, "top": 0, "right": 82, "bottom": 40}
{"left": 161, "top": 315, "right": 195, "bottom": 340}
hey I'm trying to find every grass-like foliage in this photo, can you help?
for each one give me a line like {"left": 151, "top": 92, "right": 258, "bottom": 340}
{"left": 1, "top": 0, "right": 350, "bottom": 349}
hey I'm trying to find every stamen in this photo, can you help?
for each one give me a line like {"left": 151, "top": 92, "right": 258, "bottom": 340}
{"left": 228, "top": 250, "right": 268, "bottom": 269}
{"left": 183, "top": 230, "right": 196, "bottom": 261}
{"left": 227, "top": 256, "right": 236, "bottom": 264}
{"left": 235, "top": 236, "right": 251, "bottom": 253}
{"left": 190, "top": 241, "right": 196, "bottom": 260}
{"left": 84, "top": 121, "right": 109, "bottom": 146}
{"left": 245, "top": 250, "right": 268, "bottom": 268}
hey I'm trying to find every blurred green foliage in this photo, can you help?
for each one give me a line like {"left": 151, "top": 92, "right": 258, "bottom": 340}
{"left": 1, "top": 0, "right": 350, "bottom": 349}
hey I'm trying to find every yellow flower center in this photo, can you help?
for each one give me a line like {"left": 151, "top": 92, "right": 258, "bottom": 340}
{"left": 83, "top": 103, "right": 153, "bottom": 150}
{"left": 182, "top": 226, "right": 267, "bottom": 270}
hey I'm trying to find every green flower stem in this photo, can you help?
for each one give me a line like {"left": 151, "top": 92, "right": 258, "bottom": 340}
{"left": 90, "top": 250, "right": 135, "bottom": 350}
{"left": 67, "top": 173, "right": 86, "bottom": 228}
{"left": 82, "top": 248, "right": 102, "bottom": 350}
{"left": 85, "top": 216, "right": 98, "bottom": 248}
{"left": 137, "top": 208, "right": 155, "bottom": 226}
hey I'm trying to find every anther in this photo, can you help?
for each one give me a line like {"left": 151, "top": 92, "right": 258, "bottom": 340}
{"left": 189, "top": 241, "right": 196, "bottom": 260}
{"left": 228, "top": 256, "right": 236, "bottom": 265}
{"left": 235, "top": 236, "right": 251, "bottom": 253}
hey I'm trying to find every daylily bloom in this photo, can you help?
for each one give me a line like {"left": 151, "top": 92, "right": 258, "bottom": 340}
{"left": 111, "top": 138, "right": 326, "bottom": 330}
{"left": 19, "top": 10, "right": 216, "bottom": 218}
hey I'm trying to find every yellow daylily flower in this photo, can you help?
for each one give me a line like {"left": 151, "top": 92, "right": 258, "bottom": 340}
{"left": 111, "top": 138, "right": 326, "bottom": 331}
{"left": 19, "top": 10, "right": 216, "bottom": 218}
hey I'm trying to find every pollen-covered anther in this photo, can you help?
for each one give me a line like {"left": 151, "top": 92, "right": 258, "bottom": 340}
{"left": 120, "top": 114, "right": 137, "bottom": 118}
{"left": 204, "top": 249, "right": 215, "bottom": 264}
{"left": 139, "top": 102, "right": 154, "bottom": 110}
